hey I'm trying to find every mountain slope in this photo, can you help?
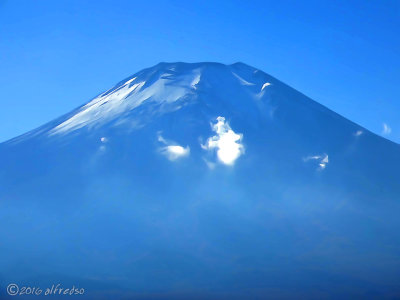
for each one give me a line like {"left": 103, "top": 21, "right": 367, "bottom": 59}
{"left": 0, "top": 62, "right": 399, "bottom": 299}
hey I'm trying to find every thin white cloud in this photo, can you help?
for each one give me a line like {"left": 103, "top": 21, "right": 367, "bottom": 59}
{"left": 303, "top": 155, "right": 321, "bottom": 161}
{"left": 158, "top": 134, "right": 190, "bottom": 161}
{"left": 382, "top": 123, "right": 392, "bottom": 135}
{"left": 161, "top": 145, "right": 190, "bottom": 161}
{"left": 98, "top": 136, "right": 108, "bottom": 151}
{"left": 304, "top": 153, "right": 329, "bottom": 170}
{"left": 203, "top": 158, "right": 216, "bottom": 170}
{"left": 354, "top": 130, "right": 363, "bottom": 137}
{"left": 202, "top": 116, "right": 244, "bottom": 166}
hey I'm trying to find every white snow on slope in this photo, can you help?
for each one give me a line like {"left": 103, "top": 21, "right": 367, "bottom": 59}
{"left": 50, "top": 79, "right": 145, "bottom": 134}
{"left": 191, "top": 74, "right": 201, "bottom": 89}
{"left": 50, "top": 70, "right": 201, "bottom": 135}
{"left": 319, "top": 154, "right": 329, "bottom": 169}
{"left": 261, "top": 82, "right": 271, "bottom": 91}
{"left": 304, "top": 153, "right": 329, "bottom": 170}
{"left": 203, "top": 117, "right": 244, "bottom": 165}
{"left": 124, "top": 77, "right": 137, "bottom": 85}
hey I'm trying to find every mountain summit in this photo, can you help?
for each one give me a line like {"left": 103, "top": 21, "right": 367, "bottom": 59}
{"left": 1, "top": 62, "right": 400, "bottom": 299}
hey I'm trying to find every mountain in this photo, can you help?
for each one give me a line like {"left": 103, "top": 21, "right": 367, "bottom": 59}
{"left": 0, "top": 62, "right": 399, "bottom": 299}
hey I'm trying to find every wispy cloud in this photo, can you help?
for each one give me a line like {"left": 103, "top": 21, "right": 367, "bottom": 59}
{"left": 98, "top": 136, "right": 108, "bottom": 151}
{"left": 354, "top": 130, "right": 363, "bottom": 137}
{"left": 158, "top": 134, "right": 190, "bottom": 161}
{"left": 382, "top": 123, "right": 392, "bottom": 135}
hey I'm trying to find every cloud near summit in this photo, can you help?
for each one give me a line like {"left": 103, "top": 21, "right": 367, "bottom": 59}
{"left": 202, "top": 117, "right": 244, "bottom": 166}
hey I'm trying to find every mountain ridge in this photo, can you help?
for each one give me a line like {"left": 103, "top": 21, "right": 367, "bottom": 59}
{"left": 3, "top": 62, "right": 398, "bottom": 147}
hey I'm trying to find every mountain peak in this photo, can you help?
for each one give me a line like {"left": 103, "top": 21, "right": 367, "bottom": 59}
{"left": 43, "top": 62, "right": 274, "bottom": 136}
{"left": 5, "top": 61, "right": 384, "bottom": 151}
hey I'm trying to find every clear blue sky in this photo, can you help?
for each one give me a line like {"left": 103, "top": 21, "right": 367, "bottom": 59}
{"left": 1, "top": 0, "right": 399, "bottom": 143}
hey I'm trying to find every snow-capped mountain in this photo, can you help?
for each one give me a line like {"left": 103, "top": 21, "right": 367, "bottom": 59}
{"left": 0, "top": 62, "right": 399, "bottom": 299}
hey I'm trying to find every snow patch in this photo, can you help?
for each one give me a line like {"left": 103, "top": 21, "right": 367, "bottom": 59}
{"left": 202, "top": 117, "right": 244, "bottom": 165}
{"left": 191, "top": 74, "right": 201, "bottom": 89}
{"left": 124, "top": 77, "right": 137, "bottom": 85}
{"left": 261, "top": 82, "right": 271, "bottom": 91}
{"left": 304, "top": 153, "right": 329, "bottom": 170}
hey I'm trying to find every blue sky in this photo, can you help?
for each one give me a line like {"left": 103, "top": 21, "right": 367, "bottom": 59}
{"left": 0, "top": 0, "right": 399, "bottom": 143}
